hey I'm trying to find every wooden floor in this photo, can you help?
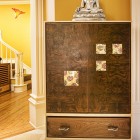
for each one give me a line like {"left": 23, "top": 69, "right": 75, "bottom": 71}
{"left": 0, "top": 90, "right": 34, "bottom": 139}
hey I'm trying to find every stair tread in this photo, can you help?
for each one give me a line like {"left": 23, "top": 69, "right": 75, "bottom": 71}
{"left": 24, "top": 74, "right": 31, "bottom": 76}
{"left": 24, "top": 80, "right": 31, "bottom": 84}
{"left": 24, "top": 74, "right": 31, "bottom": 82}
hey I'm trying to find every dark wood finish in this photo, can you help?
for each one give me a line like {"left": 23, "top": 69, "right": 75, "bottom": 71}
{"left": 0, "top": 63, "right": 11, "bottom": 93}
{"left": 45, "top": 22, "right": 131, "bottom": 114}
{"left": 47, "top": 117, "right": 131, "bottom": 138}
{"left": 88, "top": 23, "right": 131, "bottom": 114}
{"left": 46, "top": 23, "right": 89, "bottom": 113}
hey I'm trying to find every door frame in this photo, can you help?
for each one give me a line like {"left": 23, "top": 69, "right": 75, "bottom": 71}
{"left": 0, "top": 0, "right": 46, "bottom": 129}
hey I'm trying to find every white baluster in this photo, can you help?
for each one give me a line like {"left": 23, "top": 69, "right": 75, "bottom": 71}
{"left": 0, "top": 30, "right": 2, "bottom": 58}
{"left": 10, "top": 50, "right": 13, "bottom": 78}
{"left": 6, "top": 47, "right": 8, "bottom": 62}
{"left": 0, "top": 30, "right": 2, "bottom": 40}
{"left": 0, "top": 43, "right": 2, "bottom": 58}
{"left": 0, "top": 42, "right": 1, "bottom": 58}
{"left": 19, "top": 53, "right": 24, "bottom": 85}
{"left": 15, "top": 53, "right": 19, "bottom": 85}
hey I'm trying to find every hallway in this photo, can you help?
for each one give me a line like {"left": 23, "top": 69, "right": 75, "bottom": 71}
{"left": 0, "top": 90, "right": 34, "bottom": 139}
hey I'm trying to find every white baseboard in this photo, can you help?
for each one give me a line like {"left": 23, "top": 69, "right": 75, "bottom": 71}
{"left": 29, "top": 121, "right": 45, "bottom": 129}
{"left": 29, "top": 97, "right": 45, "bottom": 128}
{"left": 14, "top": 84, "right": 27, "bottom": 93}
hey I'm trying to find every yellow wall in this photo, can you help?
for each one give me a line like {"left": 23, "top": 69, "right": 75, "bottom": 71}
{"left": 55, "top": 0, "right": 131, "bottom": 21}
{"left": 0, "top": 1, "right": 131, "bottom": 66}
{"left": 0, "top": 4, "right": 31, "bottom": 66}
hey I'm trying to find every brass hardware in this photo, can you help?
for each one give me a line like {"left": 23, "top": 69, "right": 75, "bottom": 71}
{"left": 59, "top": 126, "right": 70, "bottom": 131}
{"left": 108, "top": 125, "right": 118, "bottom": 131}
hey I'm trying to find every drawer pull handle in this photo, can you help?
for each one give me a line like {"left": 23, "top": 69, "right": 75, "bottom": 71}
{"left": 108, "top": 126, "right": 118, "bottom": 131}
{"left": 59, "top": 126, "right": 70, "bottom": 131}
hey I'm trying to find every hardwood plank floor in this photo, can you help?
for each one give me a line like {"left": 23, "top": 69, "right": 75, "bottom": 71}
{"left": 0, "top": 90, "right": 34, "bottom": 139}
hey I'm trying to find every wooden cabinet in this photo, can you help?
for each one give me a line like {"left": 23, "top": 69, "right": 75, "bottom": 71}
{"left": 0, "top": 63, "right": 11, "bottom": 93}
{"left": 45, "top": 22, "right": 131, "bottom": 139}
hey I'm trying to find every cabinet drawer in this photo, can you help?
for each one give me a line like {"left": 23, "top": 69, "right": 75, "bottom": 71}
{"left": 47, "top": 117, "right": 131, "bottom": 138}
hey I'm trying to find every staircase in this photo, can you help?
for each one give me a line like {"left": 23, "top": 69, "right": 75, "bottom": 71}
{"left": 0, "top": 30, "right": 31, "bottom": 93}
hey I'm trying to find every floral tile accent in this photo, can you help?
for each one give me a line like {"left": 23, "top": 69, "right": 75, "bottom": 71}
{"left": 96, "top": 44, "right": 106, "bottom": 54}
{"left": 64, "top": 71, "right": 79, "bottom": 86}
{"left": 112, "top": 44, "right": 122, "bottom": 54}
{"left": 96, "top": 61, "right": 106, "bottom": 71}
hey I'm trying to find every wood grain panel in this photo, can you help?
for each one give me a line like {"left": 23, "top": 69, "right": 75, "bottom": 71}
{"left": 88, "top": 23, "right": 131, "bottom": 113}
{"left": 45, "top": 22, "right": 131, "bottom": 114}
{"left": 47, "top": 117, "right": 131, "bottom": 138}
{"left": 46, "top": 23, "right": 89, "bottom": 113}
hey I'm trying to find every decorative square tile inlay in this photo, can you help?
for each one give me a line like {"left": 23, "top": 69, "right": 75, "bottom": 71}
{"left": 96, "top": 61, "right": 106, "bottom": 71}
{"left": 64, "top": 71, "right": 79, "bottom": 86}
{"left": 112, "top": 44, "right": 123, "bottom": 54}
{"left": 96, "top": 44, "right": 106, "bottom": 54}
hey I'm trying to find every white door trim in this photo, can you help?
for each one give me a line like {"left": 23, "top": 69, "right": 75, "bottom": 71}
{"left": 46, "top": 0, "right": 55, "bottom": 21}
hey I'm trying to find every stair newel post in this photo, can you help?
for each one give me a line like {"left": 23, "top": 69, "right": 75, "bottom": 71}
{"left": 14, "top": 52, "right": 28, "bottom": 93}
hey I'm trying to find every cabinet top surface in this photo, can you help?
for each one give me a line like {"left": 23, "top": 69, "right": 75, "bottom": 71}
{"left": 45, "top": 21, "right": 131, "bottom": 23}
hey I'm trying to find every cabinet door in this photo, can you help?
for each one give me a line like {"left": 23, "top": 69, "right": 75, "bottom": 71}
{"left": 46, "top": 23, "right": 90, "bottom": 113}
{"left": 88, "top": 23, "right": 131, "bottom": 113}
{"left": 46, "top": 22, "right": 131, "bottom": 114}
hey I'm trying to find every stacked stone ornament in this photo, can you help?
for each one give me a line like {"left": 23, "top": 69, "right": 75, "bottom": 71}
{"left": 73, "top": 0, "right": 106, "bottom": 21}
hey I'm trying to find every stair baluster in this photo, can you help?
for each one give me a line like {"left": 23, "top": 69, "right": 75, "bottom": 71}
{"left": 0, "top": 30, "right": 27, "bottom": 92}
